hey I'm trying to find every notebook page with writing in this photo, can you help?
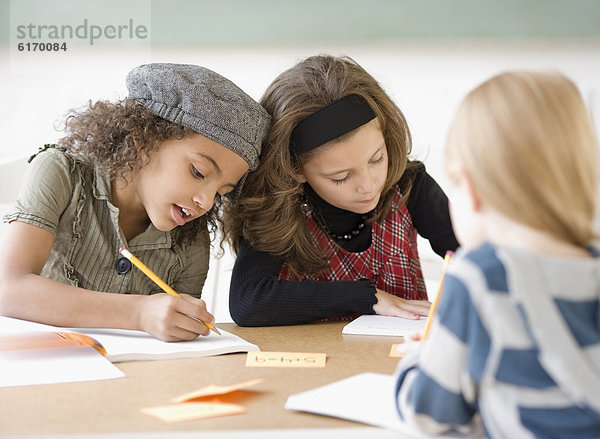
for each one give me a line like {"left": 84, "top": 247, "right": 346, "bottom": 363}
{"left": 342, "top": 315, "right": 427, "bottom": 336}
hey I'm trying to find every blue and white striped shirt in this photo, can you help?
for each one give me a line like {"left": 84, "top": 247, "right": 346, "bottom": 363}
{"left": 395, "top": 242, "right": 600, "bottom": 438}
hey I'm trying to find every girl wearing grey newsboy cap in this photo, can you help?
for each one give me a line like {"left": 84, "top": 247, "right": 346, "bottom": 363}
{"left": 0, "top": 63, "right": 270, "bottom": 342}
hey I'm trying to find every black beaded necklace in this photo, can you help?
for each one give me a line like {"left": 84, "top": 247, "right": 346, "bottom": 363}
{"left": 300, "top": 197, "right": 370, "bottom": 242}
{"left": 316, "top": 213, "right": 368, "bottom": 241}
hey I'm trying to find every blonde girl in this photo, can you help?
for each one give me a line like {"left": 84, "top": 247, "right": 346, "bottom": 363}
{"left": 225, "top": 55, "right": 458, "bottom": 326}
{"left": 394, "top": 71, "right": 600, "bottom": 437}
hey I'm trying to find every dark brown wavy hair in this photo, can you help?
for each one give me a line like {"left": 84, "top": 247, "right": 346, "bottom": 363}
{"left": 224, "top": 55, "right": 420, "bottom": 275}
{"left": 57, "top": 99, "right": 222, "bottom": 243}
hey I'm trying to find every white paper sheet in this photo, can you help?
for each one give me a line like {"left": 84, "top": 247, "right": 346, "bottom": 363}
{"left": 286, "top": 373, "right": 405, "bottom": 430}
{"left": 0, "top": 346, "right": 124, "bottom": 387}
{"left": 285, "top": 372, "right": 475, "bottom": 438}
{"left": 0, "top": 317, "right": 124, "bottom": 388}
{"left": 342, "top": 315, "right": 427, "bottom": 336}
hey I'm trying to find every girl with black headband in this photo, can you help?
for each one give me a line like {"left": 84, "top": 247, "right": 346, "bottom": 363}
{"left": 224, "top": 55, "right": 458, "bottom": 326}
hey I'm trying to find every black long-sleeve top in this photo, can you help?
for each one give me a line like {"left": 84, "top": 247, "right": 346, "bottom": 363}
{"left": 229, "top": 165, "right": 458, "bottom": 326}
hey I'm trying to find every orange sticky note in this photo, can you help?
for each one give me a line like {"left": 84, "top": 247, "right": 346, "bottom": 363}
{"left": 0, "top": 332, "right": 105, "bottom": 355}
{"left": 389, "top": 344, "right": 403, "bottom": 358}
{"left": 245, "top": 351, "right": 326, "bottom": 368}
{"left": 173, "top": 378, "right": 263, "bottom": 403}
{"left": 141, "top": 401, "right": 245, "bottom": 423}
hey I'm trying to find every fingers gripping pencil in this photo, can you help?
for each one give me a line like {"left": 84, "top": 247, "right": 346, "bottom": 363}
{"left": 119, "top": 247, "right": 221, "bottom": 335}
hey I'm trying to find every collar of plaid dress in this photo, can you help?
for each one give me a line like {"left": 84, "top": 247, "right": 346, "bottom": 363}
{"left": 290, "top": 94, "right": 376, "bottom": 155}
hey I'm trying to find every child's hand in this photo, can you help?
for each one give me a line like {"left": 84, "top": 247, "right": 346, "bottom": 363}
{"left": 373, "top": 289, "right": 430, "bottom": 319}
{"left": 395, "top": 329, "right": 425, "bottom": 356}
{"left": 136, "top": 293, "right": 215, "bottom": 342}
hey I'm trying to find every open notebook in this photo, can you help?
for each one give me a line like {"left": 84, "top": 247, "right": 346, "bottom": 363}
{"left": 73, "top": 327, "right": 259, "bottom": 362}
{"left": 0, "top": 316, "right": 259, "bottom": 363}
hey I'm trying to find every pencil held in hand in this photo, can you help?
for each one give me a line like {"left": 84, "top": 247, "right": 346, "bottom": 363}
{"left": 422, "top": 251, "right": 453, "bottom": 340}
{"left": 119, "top": 247, "right": 221, "bottom": 335}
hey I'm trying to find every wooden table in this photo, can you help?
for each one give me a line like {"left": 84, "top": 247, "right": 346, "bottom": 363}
{"left": 0, "top": 322, "right": 405, "bottom": 436}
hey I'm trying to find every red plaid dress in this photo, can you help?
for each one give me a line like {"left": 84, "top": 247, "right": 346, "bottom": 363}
{"left": 279, "top": 186, "right": 427, "bottom": 320}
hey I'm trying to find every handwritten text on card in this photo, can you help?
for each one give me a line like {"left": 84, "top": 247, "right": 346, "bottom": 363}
{"left": 246, "top": 351, "right": 326, "bottom": 368}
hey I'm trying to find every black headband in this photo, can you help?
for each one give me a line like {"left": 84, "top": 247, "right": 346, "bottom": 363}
{"left": 290, "top": 94, "right": 376, "bottom": 155}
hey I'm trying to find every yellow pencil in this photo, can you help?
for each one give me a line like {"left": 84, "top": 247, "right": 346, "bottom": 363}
{"left": 422, "top": 251, "right": 453, "bottom": 341}
{"left": 119, "top": 247, "right": 221, "bottom": 335}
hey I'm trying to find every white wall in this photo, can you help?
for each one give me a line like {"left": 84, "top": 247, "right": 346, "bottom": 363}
{"left": 1, "top": 41, "right": 599, "bottom": 321}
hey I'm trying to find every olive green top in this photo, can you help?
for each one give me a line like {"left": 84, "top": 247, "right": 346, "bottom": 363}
{"left": 2, "top": 147, "right": 209, "bottom": 298}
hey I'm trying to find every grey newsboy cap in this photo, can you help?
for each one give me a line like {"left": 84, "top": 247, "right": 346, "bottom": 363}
{"left": 126, "top": 63, "right": 271, "bottom": 171}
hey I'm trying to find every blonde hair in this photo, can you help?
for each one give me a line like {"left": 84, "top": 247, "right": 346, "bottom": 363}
{"left": 224, "top": 55, "right": 420, "bottom": 275}
{"left": 445, "top": 71, "right": 599, "bottom": 247}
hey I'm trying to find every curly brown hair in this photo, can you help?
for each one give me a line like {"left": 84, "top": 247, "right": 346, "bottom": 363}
{"left": 57, "top": 99, "right": 223, "bottom": 243}
{"left": 223, "top": 55, "right": 421, "bottom": 276}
